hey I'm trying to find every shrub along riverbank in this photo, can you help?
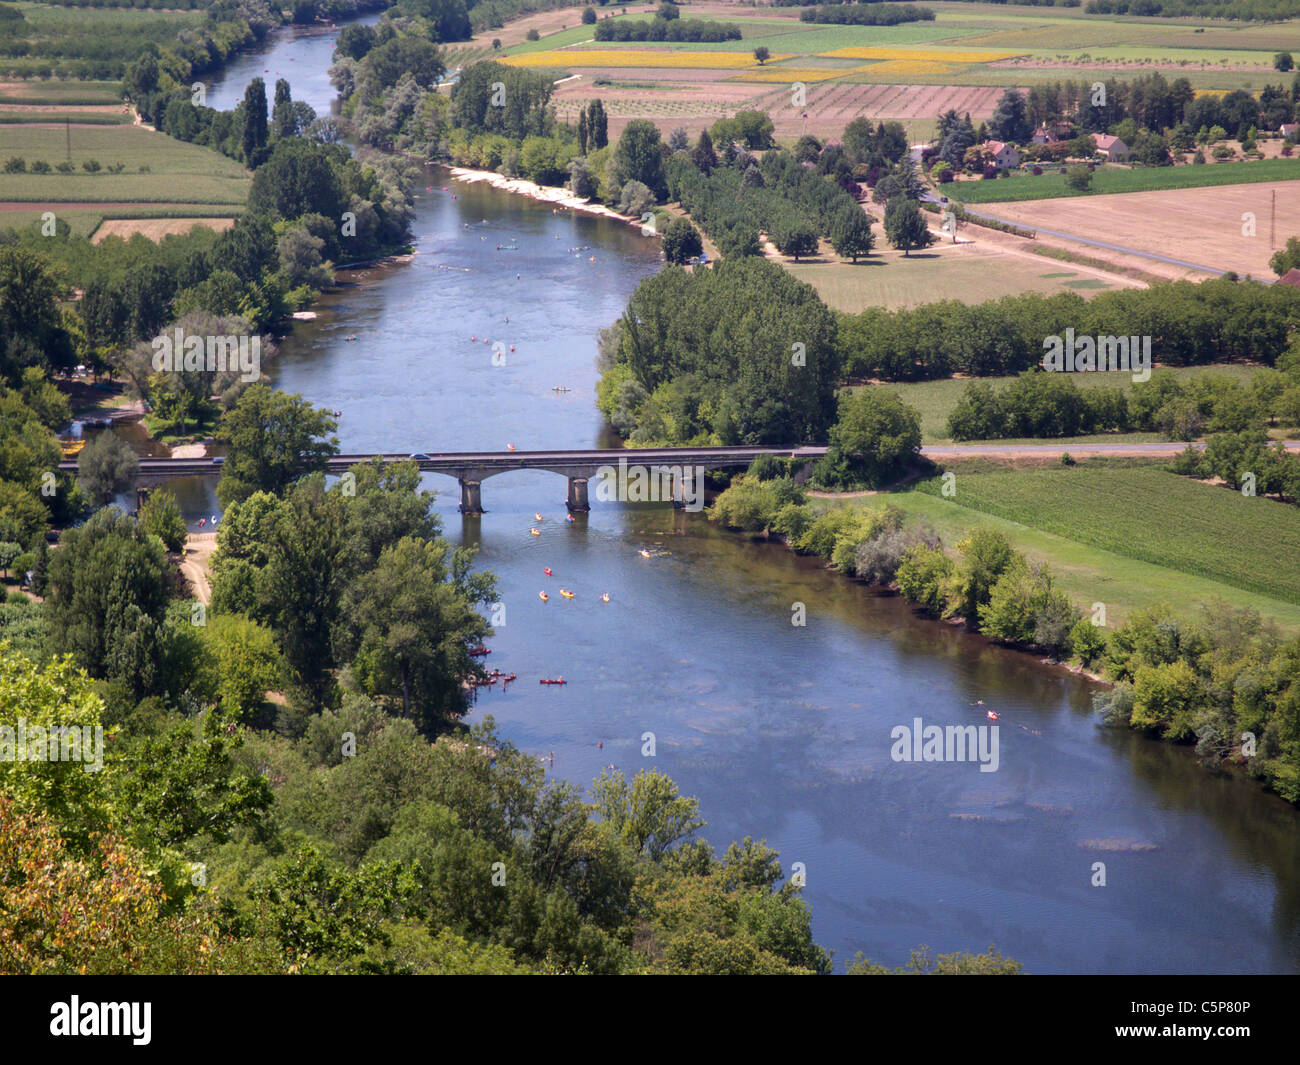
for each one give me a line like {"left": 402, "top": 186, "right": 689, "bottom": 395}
{"left": 709, "top": 459, "right": 1300, "bottom": 805}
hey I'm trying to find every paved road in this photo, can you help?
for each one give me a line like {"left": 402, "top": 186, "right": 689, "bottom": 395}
{"left": 58, "top": 445, "right": 833, "bottom": 478}
{"left": 925, "top": 440, "right": 1299, "bottom": 458}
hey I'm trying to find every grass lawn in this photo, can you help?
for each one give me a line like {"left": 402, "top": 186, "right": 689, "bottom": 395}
{"left": 910, "top": 465, "right": 1300, "bottom": 604}
{"left": 881, "top": 486, "right": 1300, "bottom": 632}
{"left": 950, "top": 158, "right": 1300, "bottom": 204}
{"left": 0, "top": 125, "right": 249, "bottom": 204}
{"left": 876, "top": 364, "right": 1262, "bottom": 442}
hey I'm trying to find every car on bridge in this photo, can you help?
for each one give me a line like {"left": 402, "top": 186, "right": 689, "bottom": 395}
{"left": 211, "top": 456, "right": 225, "bottom": 466}
{"left": 410, "top": 453, "right": 431, "bottom": 460}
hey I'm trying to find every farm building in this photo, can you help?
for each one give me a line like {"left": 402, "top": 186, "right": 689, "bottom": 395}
{"left": 983, "top": 140, "right": 1021, "bottom": 170}
{"left": 1092, "top": 135, "right": 1132, "bottom": 162}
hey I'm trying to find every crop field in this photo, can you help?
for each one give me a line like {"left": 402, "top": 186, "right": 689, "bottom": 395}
{"left": 821, "top": 46, "right": 1022, "bottom": 64}
{"left": 0, "top": 110, "right": 131, "bottom": 124}
{"left": 964, "top": 181, "right": 1300, "bottom": 279}
{"left": 92, "top": 215, "right": 237, "bottom": 243}
{"left": 517, "top": 5, "right": 1300, "bottom": 139}
{"left": 0, "top": 81, "right": 123, "bottom": 106}
{"left": 0, "top": 125, "right": 249, "bottom": 204}
{"left": 504, "top": 49, "right": 794, "bottom": 69}
{"left": 914, "top": 466, "right": 1300, "bottom": 604}
{"left": 0, "top": 202, "right": 243, "bottom": 238}
{"left": 0, "top": 3, "right": 206, "bottom": 78}
{"left": 887, "top": 487, "right": 1300, "bottom": 631}
{"left": 949, "top": 159, "right": 1300, "bottom": 205}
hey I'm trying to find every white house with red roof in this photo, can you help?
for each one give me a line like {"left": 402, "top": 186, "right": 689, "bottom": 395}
{"left": 983, "top": 140, "right": 1021, "bottom": 170}
{"left": 1092, "top": 134, "right": 1131, "bottom": 161}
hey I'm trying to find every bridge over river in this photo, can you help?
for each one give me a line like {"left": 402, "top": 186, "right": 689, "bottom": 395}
{"left": 59, "top": 445, "right": 830, "bottom": 514}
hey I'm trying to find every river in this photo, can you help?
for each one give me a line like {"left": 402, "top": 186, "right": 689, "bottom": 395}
{"left": 166, "top": 18, "right": 1300, "bottom": 974}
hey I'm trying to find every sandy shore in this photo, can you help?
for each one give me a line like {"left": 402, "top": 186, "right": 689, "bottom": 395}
{"left": 170, "top": 442, "right": 208, "bottom": 458}
{"left": 446, "top": 166, "right": 645, "bottom": 227}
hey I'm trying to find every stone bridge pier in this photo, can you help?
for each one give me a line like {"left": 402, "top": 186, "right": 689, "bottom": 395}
{"left": 458, "top": 479, "right": 483, "bottom": 514}
{"left": 566, "top": 476, "right": 589, "bottom": 512}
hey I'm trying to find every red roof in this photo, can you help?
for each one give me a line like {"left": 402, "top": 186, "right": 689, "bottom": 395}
{"left": 1279, "top": 268, "right": 1300, "bottom": 287}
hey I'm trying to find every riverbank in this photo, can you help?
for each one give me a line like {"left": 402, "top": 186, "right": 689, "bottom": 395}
{"left": 727, "top": 513, "right": 1112, "bottom": 686}
{"left": 446, "top": 166, "right": 645, "bottom": 228}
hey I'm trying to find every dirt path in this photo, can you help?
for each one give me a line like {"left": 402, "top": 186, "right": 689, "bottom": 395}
{"left": 182, "top": 532, "right": 216, "bottom": 606}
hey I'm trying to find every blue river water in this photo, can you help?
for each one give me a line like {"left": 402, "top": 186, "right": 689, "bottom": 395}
{"left": 157, "top": 18, "right": 1300, "bottom": 974}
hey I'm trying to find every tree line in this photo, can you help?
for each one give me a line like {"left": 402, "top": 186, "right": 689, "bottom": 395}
{"left": 945, "top": 360, "right": 1300, "bottom": 453}
{"left": 837, "top": 281, "right": 1300, "bottom": 382}
{"left": 592, "top": 16, "right": 742, "bottom": 41}
{"left": 797, "top": 3, "right": 936, "bottom": 24}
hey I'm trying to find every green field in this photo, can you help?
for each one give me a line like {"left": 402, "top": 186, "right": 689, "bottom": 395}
{"left": 912, "top": 465, "right": 1300, "bottom": 604}
{"left": 949, "top": 158, "right": 1300, "bottom": 203}
{"left": 0, "top": 204, "right": 243, "bottom": 238}
{"left": 0, "top": 81, "right": 123, "bottom": 106}
{"left": 504, "top": 15, "right": 984, "bottom": 56}
{"left": 0, "top": 3, "right": 205, "bottom": 78}
{"left": 512, "top": 5, "right": 1300, "bottom": 94}
{"left": 0, "top": 125, "right": 249, "bottom": 204}
{"left": 880, "top": 364, "right": 1261, "bottom": 442}
{"left": 0, "top": 112, "right": 131, "bottom": 125}
{"left": 581, "top": 24, "right": 987, "bottom": 53}
{"left": 784, "top": 249, "right": 1120, "bottom": 314}
{"left": 884, "top": 485, "right": 1300, "bottom": 631}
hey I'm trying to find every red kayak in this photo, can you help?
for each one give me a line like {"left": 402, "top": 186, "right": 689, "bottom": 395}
{"left": 539, "top": 678, "right": 567, "bottom": 685}
{"left": 469, "top": 647, "right": 491, "bottom": 657}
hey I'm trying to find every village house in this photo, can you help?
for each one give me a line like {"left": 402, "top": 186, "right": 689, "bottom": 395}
{"left": 1031, "top": 121, "right": 1073, "bottom": 144}
{"left": 984, "top": 139, "right": 1021, "bottom": 170}
{"left": 1281, "top": 123, "right": 1299, "bottom": 140}
{"left": 1092, "top": 134, "right": 1132, "bottom": 162}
